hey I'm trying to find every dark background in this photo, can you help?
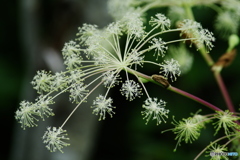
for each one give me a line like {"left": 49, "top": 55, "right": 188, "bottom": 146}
{"left": 1, "top": 0, "right": 240, "bottom": 160}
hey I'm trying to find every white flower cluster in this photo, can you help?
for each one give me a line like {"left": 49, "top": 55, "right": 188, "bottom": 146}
{"left": 15, "top": 12, "right": 215, "bottom": 152}
{"left": 160, "top": 59, "right": 181, "bottom": 82}
{"left": 178, "top": 19, "right": 215, "bottom": 52}
{"left": 142, "top": 97, "right": 169, "bottom": 125}
{"left": 91, "top": 95, "right": 115, "bottom": 121}
{"left": 15, "top": 95, "right": 54, "bottom": 130}
{"left": 42, "top": 127, "right": 70, "bottom": 153}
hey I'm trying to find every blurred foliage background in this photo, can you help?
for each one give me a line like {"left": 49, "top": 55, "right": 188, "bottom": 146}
{"left": 1, "top": 0, "right": 240, "bottom": 160}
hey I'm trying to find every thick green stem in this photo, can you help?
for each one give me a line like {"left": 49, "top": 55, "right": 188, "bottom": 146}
{"left": 183, "top": 4, "right": 195, "bottom": 20}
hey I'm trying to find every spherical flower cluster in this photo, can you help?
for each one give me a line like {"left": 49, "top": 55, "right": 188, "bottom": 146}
{"left": 213, "top": 110, "right": 240, "bottom": 136}
{"left": 42, "top": 127, "right": 70, "bottom": 153}
{"left": 149, "top": 13, "right": 171, "bottom": 31}
{"left": 142, "top": 97, "right": 169, "bottom": 125}
{"left": 171, "top": 117, "right": 204, "bottom": 151}
{"left": 31, "top": 70, "right": 53, "bottom": 94}
{"left": 120, "top": 80, "right": 142, "bottom": 101}
{"left": 207, "top": 143, "right": 228, "bottom": 160}
{"left": 160, "top": 59, "right": 181, "bottom": 82}
{"left": 102, "top": 71, "right": 121, "bottom": 88}
{"left": 91, "top": 95, "right": 115, "bottom": 121}
{"left": 15, "top": 96, "right": 54, "bottom": 130}
{"left": 15, "top": 101, "right": 39, "bottom": 129}
{"left": 149, "top": 38, "right": 168, "bottom": 59}
{"left": 69, "top": 83, "right": 89, "bottom": 103}
{"left": 178, "top": 19, "right": 215, "bottom": 52}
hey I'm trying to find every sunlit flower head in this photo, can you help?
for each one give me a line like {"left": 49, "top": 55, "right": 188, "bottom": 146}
{"left": 122, "top": 11, "right": 146, "bottom": 38}
{"left": 62, "top": 40, "right": 81, "bottom": 58}
{"left": 51, "top": 72, "right": 68, "bottom": 91}
{"left": 69, "top": 83, "right": 89, "bottom": 103}
{"left": 102, "top": 71, "right": 121, "bottom": 88}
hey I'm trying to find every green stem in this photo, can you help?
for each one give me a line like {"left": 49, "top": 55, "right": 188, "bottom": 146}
{"left": 183, "top": 4, "right": 195, "bottom": 20}
{"left": 199, "top": 48, "right": 215, "bottom": 66}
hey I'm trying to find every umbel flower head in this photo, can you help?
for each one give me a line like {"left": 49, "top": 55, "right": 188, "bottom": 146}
{"left": 206, "top": 143, "right": 228, "bottom": 160}
{"left": 170, "top": 115, "right": 208, "bottom": 152}
{"left": 178, "top": 19, "right": 215, "bottom": 52}
{"left": 15, "top": 95, "right": 54, "bottom": 130}
{"left": 43, "top": 127, "right": 70, "bottom": 153}
{"left": 91, "top": 95, "right": 115, "bottom": 121}
{"left": 213, "top": 110, "right": 240, "bottom": 136}
{"left": 142, "top": 97, "right": 169, "bottom": 125}
{"left": 15, "top": 12, "right": 215, "bottom": 152}
{"left": 160, "top": 59, "right": 181, "bottom": 82}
